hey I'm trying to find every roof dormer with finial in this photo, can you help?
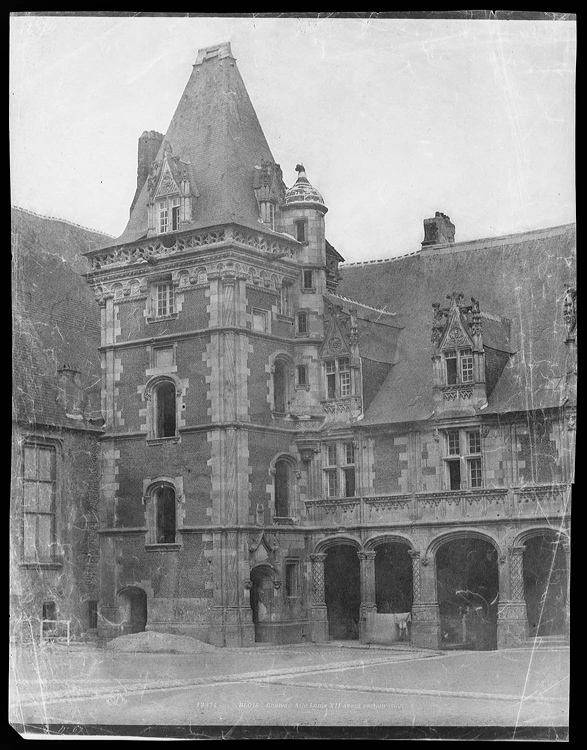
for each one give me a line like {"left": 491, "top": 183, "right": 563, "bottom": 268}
{"left": 284, "top": 165, "right": 328, "bottom": 214}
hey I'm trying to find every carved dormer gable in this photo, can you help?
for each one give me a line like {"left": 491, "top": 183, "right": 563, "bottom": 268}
{"left": 321, "top": 299, "right": 352, "bottom": 358}
{"left": 253, "top": 161, "right": 285, "bottom": 227}
{"left": 146, "top": 143, "right": 199, "bottom": 236}
{"left": 431, "top": 293, "right": 487, "bottom": 417}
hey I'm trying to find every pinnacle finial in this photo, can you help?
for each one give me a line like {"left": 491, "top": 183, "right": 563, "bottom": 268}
{"left": 295, "top": 164, "right": 305, "bottom": 173}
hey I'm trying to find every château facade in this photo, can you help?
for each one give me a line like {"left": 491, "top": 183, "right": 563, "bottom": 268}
{"left": 13, "top": 42, "right": 573, "bottom": 651}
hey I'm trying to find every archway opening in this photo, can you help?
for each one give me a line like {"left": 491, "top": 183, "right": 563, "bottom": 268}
{"left": 324, "top": 545, "right": 360, "bottom": 640}
{"left": 250, "top": 566, "right": 275, "bottom": 643}
{"left": 523, "top": 534, "right": 568, "bottom": 638}
{"left": 436, "top": 537, "right": 499, "bottom": 650}
{"left": 375, "top": 543, "right": 413, "bottom": 615}
{"left": 118, "top": 587, "right": 147, "bottom": 635}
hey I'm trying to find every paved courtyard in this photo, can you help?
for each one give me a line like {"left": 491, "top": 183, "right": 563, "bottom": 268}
{"left": 9, "top": 641, "right": 569, "bottom": 737}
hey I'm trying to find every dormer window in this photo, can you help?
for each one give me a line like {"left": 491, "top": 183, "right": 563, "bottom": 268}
{"left": 445, "top": 348, "right": 473, "bottom": 385}
{"left": 157, "top": 197, "right": 180, "bottom": 234}
{"left": 325, "top": 357, "right": 351, "bottom": 399}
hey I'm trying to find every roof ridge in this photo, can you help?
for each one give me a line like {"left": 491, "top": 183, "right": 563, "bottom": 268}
{"left": 12, "top": 206, "right": 114, "bottom": 238}
{"left": 340, "top": 222, "right": 576, "bottom": 268}
{"left": 328, "top": 292, "right": 396, "bottom": 316}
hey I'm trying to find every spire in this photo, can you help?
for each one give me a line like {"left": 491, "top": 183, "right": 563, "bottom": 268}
{"left": 284, "top": 164, "right": 327, "bottom": 213}
{"left": 116, "top": 42, "right": 278, "bottom": 244}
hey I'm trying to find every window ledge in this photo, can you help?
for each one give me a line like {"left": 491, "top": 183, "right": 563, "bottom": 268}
{"left": 273, "top": 516, "right": 296, "bottom": 525}
{"left": 295, "top": 384, "right": 310, "bottom": 391}
{"left": 146, "top": 314, "right": 179, "bottom": 324}
{"left": 276, "top": 314, "right": 294, "bottom": 323}
{"left": 145, "top": 543, "right": 182, "bottom": 551}
{"left": 300, "top": 287, "right": 316, "bottom": 294}
{"left": 147, "top": 436, "right": 181, "bottom": 446}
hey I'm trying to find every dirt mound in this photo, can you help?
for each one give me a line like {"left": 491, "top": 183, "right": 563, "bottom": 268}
{"left": 107, "top": 631, "right": 216, "bottom": 653}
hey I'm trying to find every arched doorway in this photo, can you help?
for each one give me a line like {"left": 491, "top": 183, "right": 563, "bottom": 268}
{"left": 523, "top": 533, "right": 568, "bottom": 638}
{"left": 375, "top": 542, "right": 413, "bottom": 615}
{"left": 436, "top": 537, "right": 499, "bottom": 650}
{"left": 118, "top": 587, "right": 147, "bottom": 635}
{"left": 324, "top": 545, "right": 360, "bottom": 640}
{"left": 250, "top": 566, "right": 275, "bottom": 643}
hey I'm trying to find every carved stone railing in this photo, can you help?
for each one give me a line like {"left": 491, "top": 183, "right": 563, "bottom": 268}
{"left": 303, "top": 484, "right": 570, "bottom": 526}
{"left": 321, "top": 396, "right": 362, "bottom": 415}
{"left": 85, "top": 224, "right": 299, "bottom": 271}
{"left": 513, "top": 484, "right": 570, "bottom": 518}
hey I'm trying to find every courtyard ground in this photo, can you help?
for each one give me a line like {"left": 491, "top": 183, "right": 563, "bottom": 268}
{"left": 9, "top": 640, "right": 569, "bottom": 739}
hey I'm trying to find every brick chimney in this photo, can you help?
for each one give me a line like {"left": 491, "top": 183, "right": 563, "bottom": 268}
{"left": 130, "top": 130, "right": 164, "bottom": 215}
{"left": 422, "top": 212, "right": 455, "bottom": 247}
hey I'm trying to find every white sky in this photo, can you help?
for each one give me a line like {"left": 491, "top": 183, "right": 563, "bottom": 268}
{"left": 10, "top": 14, "right": 575, "bottom": 262}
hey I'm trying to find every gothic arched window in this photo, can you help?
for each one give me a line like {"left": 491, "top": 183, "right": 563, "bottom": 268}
{"left": 273, "top": 358, "right": 290, "bottom": 414}
{"left": 274, "top": 459, "right": 292, "bottom": 517}
{"left": 154, "top": 485, "right": 176, "bottom": 544}
{"left": 154, "top": 380, "right": 177, "bottom": 438}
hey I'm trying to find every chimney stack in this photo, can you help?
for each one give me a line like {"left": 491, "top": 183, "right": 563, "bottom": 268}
{"left": 422, "top": 212, "right": 455, "bottom": 247}
{"left": 130, "top": 130, "right": 164, "bottom": 215}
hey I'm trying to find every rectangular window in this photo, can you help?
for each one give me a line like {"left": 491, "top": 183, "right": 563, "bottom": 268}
{"left": 302, "top": 269, "right": 314, "bottom": 289}
{"left": 42, "top": 601, "right": 57, "bottom": 633}
{"left": 23, "top": 444, "right": 56, "bottom": 562}
{"left": 171, "top": 197, "right": 180, "bottom": 231}
{"left": 469, "top": 457, "right": 483, "bottom": 488}
{"left": 448, "top": 460, "right": 461, "bottom": 490}
{"left": 326, "top": 444, "right": 337, "bottom": 466}
{"left": 295, "top": 221, "right": 307, "bottom": 243}
{"left": 280, "top": 285, "right": 291, "bottom": 316}
{"left": 158, "top": 202, "right": 169, "bottom": 234}
{"left": 297, "top": 365, "right": 308, "bottom": 386}
{"left": 343, "top": 468, "right": 356, "bottom": 498}
{"left": 339, "top": 358, "right": 351, "bottom": 397}
{"left": 325, "top": 469, "right": 338, "bottom": 497}
{"left": 285, "top": 561, "right": 299, "bottom": 597}
{"left": 445, "top": 350, "right": 458, "bottom": 385}
{"left": 325, "top": 360, "right": 336, "bottom": 399}
{"left": 88, "top": 601, "right": 98, "bottom": 630}
{"left": 297, "top": 311, "right": 308, "bottom": 334}
{"left": 252, "top": 310, "right": 267, "bottom": 332}
{"left": 447, "top": 430, "right": 460, "bottom": 456}
{"left": 344, "top": 442, "right": 355, "bottom": 466}
{"left": 156, "top": 283, "right": 175, "bottom": 318}
{"left": 467, "top": 430, "right": 481, "bottom": 454}
{"left": 460, "top": 349, "right": 474, "bottom": 383}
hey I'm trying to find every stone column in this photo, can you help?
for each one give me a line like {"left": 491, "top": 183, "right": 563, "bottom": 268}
{"left": 358, "top": 551, "right": 377, "bottom": 642}
{"left": 497, "top": 545, "right": 528, "bottom": 648}
{"left": 410, "top": 551, "right": 441, "bottom": 649}
{"left": 309, "top": 553, "right": 328, "bottom": 642}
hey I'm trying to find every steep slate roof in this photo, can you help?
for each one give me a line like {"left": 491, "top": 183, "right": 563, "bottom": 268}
{"left": 115, "top": 43, "right": 278, "bottom": 246}
{"left": 12, "top": 207, "right": 106, "bottom": 430}
{"left": 338, "top": 224, "right": 576, "bottom": 425}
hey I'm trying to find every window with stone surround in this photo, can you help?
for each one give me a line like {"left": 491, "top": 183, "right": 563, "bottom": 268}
{"left": 285, "top": 560, "right": 300, "bottom": 597}
{"left": 296, "top": 364, "right": 308, "bottom": 388}
{"left": 295, "top": 220, "right": 307, "bottom": 243}
{"left": 324, "top": 356, "right": 351, "bottom": 399}
{"left": 157, "top": 196, "right": 180, "bottom": 234}
{"left": 296, "top": 310, "right": 309, "bottom": 335}
{"left": 153, "top": 380, "right": 177, "bottom": 438}
{"left": 323, "top": 441, "right": 356, "bottom": 498}
{"left": 302, "top": 269, "right": 314, "bottom": 289}
{"left": 145, "top": 482, "right": 178, "bottom": 545}
{"left": 444, "top": 348, "right": 474, "bottom": 385}
{"left": 274, "top": 459, "right": 292, "bottom": 517}
{"left": 22, "top": 442, "right": 57, "bottom": 563}
{"left": 444, "top": 428, "right": 483, "bottom": 490}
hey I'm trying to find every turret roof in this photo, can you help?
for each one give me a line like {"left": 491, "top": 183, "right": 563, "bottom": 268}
{"left": 115, "top": 43, "right": 278, "bottom": 245}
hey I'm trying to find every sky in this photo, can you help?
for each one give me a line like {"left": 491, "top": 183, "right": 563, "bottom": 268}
{"left": 10, "top": 14, "right": 575, "bottom": 262}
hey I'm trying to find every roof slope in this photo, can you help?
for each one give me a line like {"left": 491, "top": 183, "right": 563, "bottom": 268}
{"left": 338, "top": 224, "right": 576, "bottom": 424}
{"left": 12, "top": 208, "right": 105, "bottom": 430}
{"left": 116, "top": 44, "right": 276, "bottom": 245}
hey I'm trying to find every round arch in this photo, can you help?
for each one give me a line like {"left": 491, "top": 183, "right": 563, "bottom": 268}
{"left": 365, "top": 533, "right": 415, "bottom": 552}
{"left": 426, "top": 528, "right": 503, "bottom": 559}
{"left": 315, "top": 535, "right": 362, "bottom": 554}
{"left": 512, "top": 526, "right": 570, "bottom": 549}
{"left": 269, "top": 453, "right": 299, "bottom": 519}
